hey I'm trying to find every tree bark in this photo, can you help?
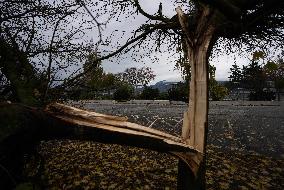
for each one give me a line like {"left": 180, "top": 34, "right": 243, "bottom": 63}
{"left": 176, "top": 6, "right": 216, "bottom": 189}
{"left": 0, "top": 38, "right": 42, "bottom": 106}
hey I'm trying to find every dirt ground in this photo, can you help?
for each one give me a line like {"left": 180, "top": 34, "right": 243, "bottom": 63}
{"left": 30, "top": 101, "right": 283, "bottom": 189}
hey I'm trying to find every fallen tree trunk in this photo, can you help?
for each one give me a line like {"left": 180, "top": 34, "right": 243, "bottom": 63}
{"left": 0, "top": 102, "right": 200, "bottom": 189}
{"left": 43, "top": 103, "right": 198, "bottom": 153}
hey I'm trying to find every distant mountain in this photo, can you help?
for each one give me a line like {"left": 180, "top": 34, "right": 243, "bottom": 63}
{"left": 147, "top": 80, "right": 228, "bottom": 93}
{"left": 150, "top": 80, "right": 179, "bottom": 93}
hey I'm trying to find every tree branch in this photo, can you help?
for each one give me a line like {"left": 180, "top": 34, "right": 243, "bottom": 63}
{"left": 243, "top": 0, "right": 284, "bottom": 31}
{"left": 60, "top": 22, "right": 178, "bottom": 88}
{"left": 76, "top": 0, "right": 103, "bottom": 51}
{"left": 43, "top": 13, "right": 74, "bottom": 101}
{"left": 133, "top": 0, "right": 170, "bottom": 22}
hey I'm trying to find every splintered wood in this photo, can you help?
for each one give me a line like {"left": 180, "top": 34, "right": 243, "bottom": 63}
{"left": 45, "top": 103, "right": 200, "bottom": 156}
{"left": 176, "top": 6, "right": 212, "bottom": 154}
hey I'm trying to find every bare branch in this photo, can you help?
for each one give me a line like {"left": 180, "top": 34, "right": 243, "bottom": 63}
{"left": 60, "top": 23, "right": 174, "bottom": 88}
{"left": 133, "top": 0, "right": 170, "bottom": 22}
{"left": 76, "top": 0, "right": 103, "bottom": 51}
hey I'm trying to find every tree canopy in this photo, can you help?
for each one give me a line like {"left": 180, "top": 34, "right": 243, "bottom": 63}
{"left": 116, "top": 67, "right": 156, "bottom": 89}
{"left": 228, "top": 51, "right": 284, "bottom": 100}
{"left": 1, "top": 0, "right": 283, "bottom": 104}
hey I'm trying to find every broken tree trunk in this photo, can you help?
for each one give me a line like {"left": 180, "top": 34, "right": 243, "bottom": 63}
{"left": 176, "top": 6, "right": 216, "bottom": 189}
{"left": 44, "top": 103, "right": 199, "bottom": 153}
{"left": 0, "top": 102, "right": 200, "bottom": 188}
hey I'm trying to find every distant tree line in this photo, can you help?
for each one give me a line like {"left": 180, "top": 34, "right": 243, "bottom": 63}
{"left": 65, "top": 50, "right": 156, "bottom": 101}
{"left": 53, "top": 50, "right": 284, "bottom": 102}
{"left": 228, "top": 51, "right": 284, "bottom": 101}
{"left": 65, "top": 50, "right": 229, "bottom": 102}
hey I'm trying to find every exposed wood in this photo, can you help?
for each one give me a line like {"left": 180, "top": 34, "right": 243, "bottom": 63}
{"left": 176, "top": 7, "right": 194, "bottom": 48}
{"left": 171, "top": 152, "right": 203, "bottom": 175}
{"left": 0, "top": 102, "right": 201, "bottom": 155}
{"left": 176, "top": 6, "right": 215, "bottom": 189}
{"left": 45, "top": 103, "right": 194, "bottom": 150}
{"left": 177, "top": 6, "right": 214, "bottom": 153}
{"left": 182, "top": 110, "right": 190, "bottom": 143}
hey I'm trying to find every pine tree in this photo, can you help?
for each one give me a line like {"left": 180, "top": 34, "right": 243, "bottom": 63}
{"left": 229, "top": 63, "right": 242, "bottom": 83}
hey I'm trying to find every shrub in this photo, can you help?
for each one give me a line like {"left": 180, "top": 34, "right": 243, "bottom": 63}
{"left": 211, "top": 85, "right": 228, "bottom": 101}
{"left": 249, "top": 90, "right": 276, "bottom": 101}
{"left": 140, "top": 86, "right": 159, "bottom": 100}
{"left": 113, "top": 84, "right": 134, "bottom": 101}
{"left": 168, "top": 82, "right": 189, "bottom": 102}
{"left": 158, "top": 92, "right": 169, "bottom": 100}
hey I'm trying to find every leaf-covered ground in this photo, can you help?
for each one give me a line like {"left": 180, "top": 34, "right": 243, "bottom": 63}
{"left": 206, "top": 144, "right": 283, "bottom": 190}
{"left": 36, "top": 140, "right": 178, "bottom": 190}
{"left": 24, "top": 101, "right": 284, "bottom": 189}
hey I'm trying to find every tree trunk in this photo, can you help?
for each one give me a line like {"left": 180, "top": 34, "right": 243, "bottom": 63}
{"left": 178, "top": 44, "right": 213, "bottom": 190}
{"left": 176, "top": 6, "right": 215, "bottom": 189}
{"left": 0, "top": 38, "right": 42, "bottom": 106}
